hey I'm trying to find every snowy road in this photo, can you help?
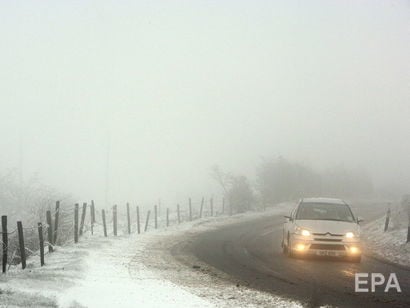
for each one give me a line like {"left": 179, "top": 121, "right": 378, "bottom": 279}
{"left": 186, "top": 206, "right": 410, "bottom": 307}
{"left": 128, "top": 205, "right": 303, "bottom": 307}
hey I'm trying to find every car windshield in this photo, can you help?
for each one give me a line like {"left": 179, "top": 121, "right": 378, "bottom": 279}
{"left": 296, "top": 202, "right": 355, "bottom": 222}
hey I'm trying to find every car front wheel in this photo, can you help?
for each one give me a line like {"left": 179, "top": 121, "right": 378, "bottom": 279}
{"left": 286, "top": 233, "right": 293, "bottom": 257}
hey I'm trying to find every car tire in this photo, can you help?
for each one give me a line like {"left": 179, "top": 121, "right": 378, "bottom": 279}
{"left": 286, "top": 233, "right": 293, "bottom": 257}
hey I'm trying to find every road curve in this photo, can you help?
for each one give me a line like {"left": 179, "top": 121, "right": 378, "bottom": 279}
{"left": 188, "top": 211, "right": 410, "bottom": 307}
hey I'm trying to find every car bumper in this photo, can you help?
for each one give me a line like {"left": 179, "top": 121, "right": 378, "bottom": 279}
{"left": 290, "top": 234, "right": 362, "bottom": 257}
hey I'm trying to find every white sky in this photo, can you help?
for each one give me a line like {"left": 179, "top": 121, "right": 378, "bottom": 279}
{"left": 0, "top": 0, "right": 409, "bottom": 206}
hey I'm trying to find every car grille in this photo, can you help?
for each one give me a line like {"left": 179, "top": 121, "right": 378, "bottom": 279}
{"left": 314, "top": 238, "right": 342, "bottom": 242}
{"left": 309, "top": 244, "right": 346, "bottom": 251}
{"left": 312, "top": 232, "right": 343, "bottom": 236}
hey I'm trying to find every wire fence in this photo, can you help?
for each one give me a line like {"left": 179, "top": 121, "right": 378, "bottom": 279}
{"left": 1, "top": 196, "right": 234, "bottom": 273}
{"left": 1, "top": 201, "right": 78, "bottom": 271}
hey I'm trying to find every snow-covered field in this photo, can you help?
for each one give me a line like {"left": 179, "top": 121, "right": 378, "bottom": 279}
{"left": 0, "top": 231, "right": 213, "bottom": 308}
{"left": 0, "top": 204, "right": 302, "bottom": 308}
{"left": 362, "top": 210, "right": 410, "bottom": 268}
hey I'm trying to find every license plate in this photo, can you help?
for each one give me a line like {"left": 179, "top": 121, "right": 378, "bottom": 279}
{"left": 327, "top": 251, "right": 339, "bottom": 257}
{"left": 317, "top": 250, "right": 339, "bottom": 257}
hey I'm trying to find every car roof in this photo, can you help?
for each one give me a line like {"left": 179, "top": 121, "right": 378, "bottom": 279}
{"left": 301, "top": 197, "right": 346, "bottom": 205}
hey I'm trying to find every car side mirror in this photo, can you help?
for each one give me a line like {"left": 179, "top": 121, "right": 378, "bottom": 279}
{"left": 357, "top": 216, "right": 364, "bottom": 224}
{"left": 284, "top": 215, "right": 292, "bottom": 221}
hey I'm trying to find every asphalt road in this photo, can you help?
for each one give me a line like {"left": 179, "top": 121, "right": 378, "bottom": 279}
{"left": 190, "top": 205, "right": 410, "bottom": 308}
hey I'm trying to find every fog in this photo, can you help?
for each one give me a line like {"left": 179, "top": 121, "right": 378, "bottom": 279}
{"left": 0, "top": 1, "right": 409, "bottom": 207}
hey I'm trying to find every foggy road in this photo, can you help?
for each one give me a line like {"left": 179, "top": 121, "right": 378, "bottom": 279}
{"left": 187, "top": 207, "right": 410, "bottom": 308}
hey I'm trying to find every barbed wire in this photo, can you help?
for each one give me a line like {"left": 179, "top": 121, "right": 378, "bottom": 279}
{"left": 24, "top": 246, "right": 36, "bottom": 255}
{"left": 1, "top": 196, "right": 225, "bottom": 268}
{"left": 22, "top": 226, "right": 39, "bottom": 231}
{"left": 58, "top": 207, "right": 75, "bottom": 214}
{"left": 0, "top": 228, "right": 17, "bottom": 235}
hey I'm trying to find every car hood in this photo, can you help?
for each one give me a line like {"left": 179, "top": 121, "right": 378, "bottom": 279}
{"left": 295, "top": 220, "right": 359, "bottom": 234}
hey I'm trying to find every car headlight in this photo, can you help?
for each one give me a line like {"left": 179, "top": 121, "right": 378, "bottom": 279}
{"left": 350, "top": 246, "right": 360, "bottom": 254}
{"left": 295, "top": 226, "right": 311, "bottom": 236}
{"left": 345, "top": 232, "right": 355, "bottom": 238}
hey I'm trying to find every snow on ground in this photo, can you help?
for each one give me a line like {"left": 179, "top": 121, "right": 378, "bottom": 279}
{"left": 1, "top": 232, "right": 212, "bottom": 308}
{"left": 362, "top": 215, "right": 410, "bottom": 268}
{"left": 0, "top": 203, "right": 302, "bottom": 308}
{"left": 58, "top": 235, "right": 213, "bottom": 308}
{"left": 130, "top": 202, "right": 302, "bottom": 308}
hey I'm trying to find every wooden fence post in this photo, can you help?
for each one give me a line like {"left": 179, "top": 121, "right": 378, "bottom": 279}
{"left": 113, "top": 205, "right": 118, "bottom": 236}
{"left": 189, "top": 198, "right": 192, "bottom": 221}
{"left": 407, "top": 201, "right": 410, "bottom": 243}
{"left": 53, "top": 201, "right": 60, "bottom": 245}
{"left": 79, "top": 203, "right": 87, "bottom": 236}
{"left": 384, "top": 207, "right": 391, "bottom": 232}
{"left": 38, "top": 223, "right": 45, "bottom": 266}
{"left": 102, "top": 209, "right": 107, "bottom": 237}
{"left": 166, "top": 208, "right": 169, "bottom": 227}
{"left": 144, "top": 210, "right": 151, "bottom": 232}
{"left": 91, "top": 200, "right": 96, "bottom": 224}
{"left": 199, "top": 197, "right": 204, "bottom": 218}
{"left": 17, "top": 221, "right": 26, "bottom": 269}
{"left": 177, "top": 204, "right": 181, "bottom": 224}
{"left": 2, "top": 216, "right": 8, "bottom": 273}
{"left": 407, "top": 203, "right": 410, "bottom": 243}
{"left": 91, "top": 200, "right": 96, "bottom": 235}
{"left": 74, "top": 204, "right": 79, "bottom": 243}
{"left": 46, "top": 210, "right": 54, "bottom": 252}
{"left": 136, "top": 206, "right": 141, "bottom": 234}
{"left": 154, "top": 205, "right": 158, "bottom": 229}
{"left": 127, "top": 203, "right": 131, "bottom": 234}
{"left": 210, "top": 198, "right": 214, "bottom": 217}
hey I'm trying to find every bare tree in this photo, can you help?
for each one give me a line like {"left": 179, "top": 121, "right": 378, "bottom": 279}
{"left": 211, "top": 165, "right": 254, "bottom": 213}
{"left": 210, "top": 165, "right": 230, "bottom": 195}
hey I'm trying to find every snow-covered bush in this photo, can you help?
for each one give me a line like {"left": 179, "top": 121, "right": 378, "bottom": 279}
{"left": 0, "top": 169, "right": 74, "bottom": 265}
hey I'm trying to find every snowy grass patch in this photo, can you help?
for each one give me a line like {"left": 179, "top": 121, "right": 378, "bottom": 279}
{"left": 362, "top": 214, "right": 409, "bottom": 268}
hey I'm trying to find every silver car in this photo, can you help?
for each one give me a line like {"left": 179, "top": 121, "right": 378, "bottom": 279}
{"left": 282, "top": 198, "right": 362, "bottom": 262}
